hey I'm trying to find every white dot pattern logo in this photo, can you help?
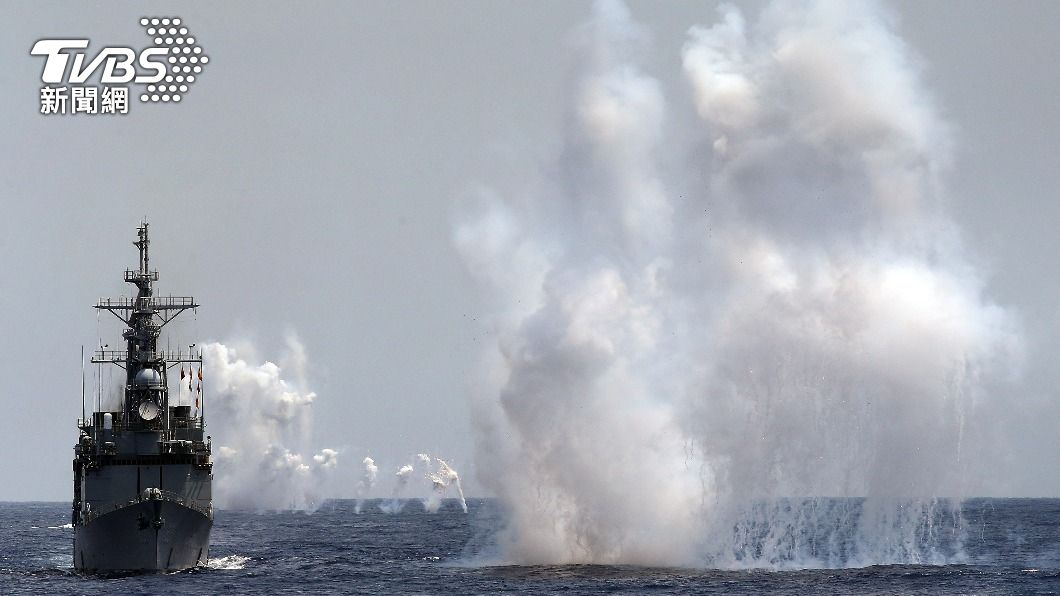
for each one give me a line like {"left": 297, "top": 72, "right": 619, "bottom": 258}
{"left": 139, "top": 16, "right": 208, "bottom": 103}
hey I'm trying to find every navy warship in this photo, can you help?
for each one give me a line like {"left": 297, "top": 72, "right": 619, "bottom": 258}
{"left": 72, "top": 222, "right": 213, "bottom": 573}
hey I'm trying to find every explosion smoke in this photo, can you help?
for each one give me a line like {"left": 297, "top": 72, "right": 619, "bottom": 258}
{"left": 423, "top": 457, "right": 469, "bottom": 514}
{"left": 203, "top": 337, "right": 340, "bottom": 511}
{"left": 417, "top": 453, "right": 444, "bottom": 513}
{"left": 354, "top": 456, "right": 379, "bottom": 514}
{"left": 455, "top": 0, "right": 1019, "bottom": 568}
{"left": 436, "top": 458, "right": 468, "bottom": 514}
{"left": 379, "top": 462, "right": 415, "bottom": 513}
{"left": 380, "top": 464, "right": 415, "bottom": 514}
{"left": 396, "top": 463, "right": 415, "bottom": 489}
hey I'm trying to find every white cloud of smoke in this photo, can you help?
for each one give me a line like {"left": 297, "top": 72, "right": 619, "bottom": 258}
{"left": 424, "top": 457, "right": 468, "bottom": 514}
{"left": 203, "top": 336, "right": 340, "bottom": 511}
{"left": 455, "top": 0, "right": 1021, "bottom": 568}
{"left": 355, "top": 456, "right": 379, "bottom": 513}
{"left": 379, "top": 463, "right": 416, "bottom": 514}
{"left": 377, "top": 457, "right": 468, "bottom": 514}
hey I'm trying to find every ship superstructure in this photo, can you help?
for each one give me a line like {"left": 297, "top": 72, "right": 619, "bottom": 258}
{"left": 73, "top": 222, "right": 212, "bottom": 573}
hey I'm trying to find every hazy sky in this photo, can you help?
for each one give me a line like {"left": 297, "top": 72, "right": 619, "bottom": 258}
{"left": 2, "top": 1, "right": 1059, "bottom": 500}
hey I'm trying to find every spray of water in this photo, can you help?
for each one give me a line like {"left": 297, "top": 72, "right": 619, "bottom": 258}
{"left": 422, "top": 457, "right": 469, "bottom": 514}
{"left": 379, "top": 464, "right": 416, "bottom": 514}
{"left": 203, "top": 337, "right": 340, "bottom": 511}
{"left": 455, "top": 0, "right": 1020, "bottom": 568}
{"left": 376, "top": 456, "right": 468, "bottom": 514}
{"left": 416, "top": 453, "right": 445, "bottom": 513}
{"left": 436, "top": 458, "right": 469, "bottom": 513}
{"left": 354, "top": 456, "right": 379, "bottom": 514}
{"left": 207, "top": 555, "right": 251, "bottom": 570}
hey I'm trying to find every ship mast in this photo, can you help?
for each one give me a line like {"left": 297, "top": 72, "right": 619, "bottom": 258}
{"left": 92, "top": 221, "right": 202, "bottom": 429}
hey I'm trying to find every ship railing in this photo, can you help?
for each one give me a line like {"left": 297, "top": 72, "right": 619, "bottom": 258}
{"left": 123, "top": 269, "right": 159, "bottom": 283}
{"left": 95, "top": 296, "right": 199, "bottom": 311}
{"left": 91, "top": 348, "right": 202, "bottom": 364}
{"left": 81, "top": 489, "right": 213, "bottom": 525}
{"left": 90, "top": 349, "right": 130, "bottom": 363}
{"left": 151, "top": 488, "right": 214, "bottom": 519}
{"left": 83, "top": 426, "right": 202, "bottom": 441}
{"left": 78, "top": 420, "right": 205, "bottom": 438}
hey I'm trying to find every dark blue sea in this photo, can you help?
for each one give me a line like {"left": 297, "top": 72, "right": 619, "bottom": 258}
{"left": 2, "top": 499, "right": 1058, "bottom": 594}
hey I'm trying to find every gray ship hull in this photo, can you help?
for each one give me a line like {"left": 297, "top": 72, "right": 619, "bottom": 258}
{"left": 74, "top": 499, "right": 211, "bottom": 573}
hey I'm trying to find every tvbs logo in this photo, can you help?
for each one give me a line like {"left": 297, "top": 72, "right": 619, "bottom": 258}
{"left": 31, "top": 40, "right": 168, "bottom": 85}
{"left": 31, "top": 17, "right": 209, "bottom": 115}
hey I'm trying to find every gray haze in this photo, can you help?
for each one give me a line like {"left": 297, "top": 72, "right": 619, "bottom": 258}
{"left": 0, "top": 1, "right": 1058, "bottom": 501}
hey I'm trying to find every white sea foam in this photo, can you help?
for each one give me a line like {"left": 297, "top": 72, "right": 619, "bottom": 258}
{"left": 207, "top": 554, "right": 250, "bottom": 570}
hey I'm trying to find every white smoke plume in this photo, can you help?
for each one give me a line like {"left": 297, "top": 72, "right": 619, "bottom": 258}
{"left": 359, "top": 457, "right": 379, "bottom": 492}
{"left": 421, "top": 457, "right": 469, "bottom": 514}
{"left": 354, "top": 456, "right": 379, "bottom": 514}
{"left": 203, "top": 336, "right": 340, "bottom": 511}
{"left": 416, "top": 453, "right": 444, "bottom": 513}
{"left": 455, "top": 0, "right": 1020, "bottom": 568}
{"left": 380, "top": 463, "right": 415, "bottom": 514}
{"left": 436, "top": 458, "right": 468, "bottom": 514}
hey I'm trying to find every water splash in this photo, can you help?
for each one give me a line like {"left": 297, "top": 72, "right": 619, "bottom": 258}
{"left": 354, "top": 456, "right": 379, "bottom": 514}
{"left": 423, "top": 458, "right": 469, "bottom": 514}
{"left": 380, "top": 464, "right": 416, "bottom": 514}
{"left": 436, "top": 459, "right": 468, "bottom": 513}
{"left": 207, "top": 555, "right": 251, "bottom": 570}
{"left": 455, "top": 0, "right": 1020, "bottom": 568}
